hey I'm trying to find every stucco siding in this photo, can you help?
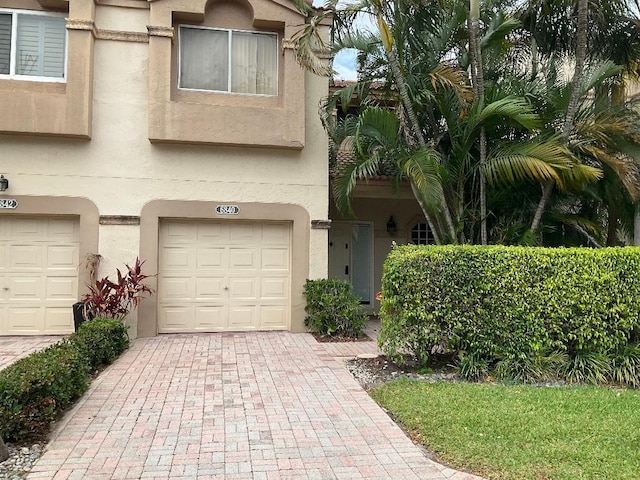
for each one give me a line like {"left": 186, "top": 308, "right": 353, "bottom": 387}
{"left": 0, "top": 0, "right": 329, "bottom": 336}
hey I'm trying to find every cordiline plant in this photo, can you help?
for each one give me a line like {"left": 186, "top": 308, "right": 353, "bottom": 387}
{"left": 82, "top": 257, "right": 154, "bottom": 321}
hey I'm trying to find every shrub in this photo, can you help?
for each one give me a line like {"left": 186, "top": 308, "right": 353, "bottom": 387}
{"left": 303, "top": 279, "right": 368, "bottom": 338}
{"left": 379, "top": 245, "right": 640, "bottom": 386}
{"left": 71, "top": 318, "right": 129, "bottom": 371}
{"left": 83, "top": 257, "right": 154, "bottom": 320}
{"left": 0, "top": 341, "right": 88, "bottom": 442}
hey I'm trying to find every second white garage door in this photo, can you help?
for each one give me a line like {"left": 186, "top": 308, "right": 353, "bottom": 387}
{"left": 158, "top": 220, "right": 291, "bottom": 332}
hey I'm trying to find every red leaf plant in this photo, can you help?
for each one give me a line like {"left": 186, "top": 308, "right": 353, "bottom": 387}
{"left": 82, "top": 257, "right": 155, "bottom": 321}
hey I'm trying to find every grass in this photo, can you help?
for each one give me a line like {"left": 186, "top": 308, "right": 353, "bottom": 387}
{"left": 370, "top": 379, "right": 640, "bottom": 480}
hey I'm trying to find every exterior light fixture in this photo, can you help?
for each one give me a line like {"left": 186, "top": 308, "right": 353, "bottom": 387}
{"left": 0, "top": 175, "right": 8, "bottom": 192}
{"left": 386, "top": 215, "right": 397, "bottom": 235}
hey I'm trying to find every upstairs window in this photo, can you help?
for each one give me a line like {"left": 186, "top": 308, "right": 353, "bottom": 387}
{"left": 0, "top": 10, "right": 66, "bottom": 81}
{"left": 178, "top": 26, "right": 277, "bottom": 96}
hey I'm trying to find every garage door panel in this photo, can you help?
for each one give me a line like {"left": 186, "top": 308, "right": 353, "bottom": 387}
{"left": 164, "top": 222, "right": 197, "bottom": 243}
{"left": 8, "top": 277, "right": 43, "bottom": 299}
{"left": 261, "top": 248, "right": 289, "bottom": 270}
{"left": 196, "top": 277, "right": 226, "bottom": 299}
{"left": 260, "top": 306, "right": 287, "bottom": 327}
{"left": 229, "top": 224, "right": 259, "bottom": 244}
{"left": 262, "top": 224, "right": 289, "bottom": 244}
{"left": 197, "top": 223, "right": 227, "bottom": 241}
{"left": 261, "top": 277, "right": 288, "bottom": 299}
{"left": 160, "top": 277, "right": 193, "bottom": 300}
{"left": 11, "top": 218, "right": 42, "bottom": 238}
{"left": 44, "top": 308, "right": 73, "bottom": 332}
{"left": 161, "top": 247, "right": 193, "bottom": 270}
{"left": 47, "top": 219, "right": 78, "bottom": 239}
{"left": 229, "top": 249, "right": 257, "bottom": 269}
{"left": 0, "top": 244, "right": 6, "bottom": 270}
{"left": 159, "top": 306, "right": 194, "bottom": 332}
{"left": 10, "top": 246, "right": 43, "bottom": 269}
{"left": 195, "top": 305, "right": 227, "bottom": 330}
{"left": 6, "top": 307, "right": 42, "bottom": 333}
{"left": 228, "top": 278, "right": 257, "bottom": 299}
{"left": 197, "top": 248, "right": 227, "bottom": 269}
{"left": 46, "top": 277, "right": 78, "bottom": 299}
{"left": 47, "top": 245, "right": 79, "bottom": 269}
{"left": 228, "top": 306, "right": 257, "bottom": 328}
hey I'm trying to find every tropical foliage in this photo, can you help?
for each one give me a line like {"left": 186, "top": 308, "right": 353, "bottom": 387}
{"left": 290, "top": 0, "right": 640, "bottom": 246}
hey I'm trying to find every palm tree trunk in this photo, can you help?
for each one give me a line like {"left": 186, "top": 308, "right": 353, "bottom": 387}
{"left": 606, "top": 205, "right": 619, "bottom": 246}
{"left": 387, "top": 49, "right": 458, "bottom": 241}
{"left": 634, "top": 205, "right": 640, "bottom": 245}
{"left": 469, "top": 0, "right": 488, "bottom": 244}
{"left": 531, "top": 0, "right": 588, "bottom": 233}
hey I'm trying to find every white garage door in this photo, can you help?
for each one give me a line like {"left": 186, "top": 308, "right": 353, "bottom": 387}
{"left": 158, "top": 220, "right": 291, "bottom": 332}
{"left": 0, "top": 216, "right": 79, "bottom": 335}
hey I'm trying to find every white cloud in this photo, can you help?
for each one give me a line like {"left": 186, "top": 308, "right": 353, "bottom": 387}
{"left": 333, "top": 49, "right": 358, "bottom": 81}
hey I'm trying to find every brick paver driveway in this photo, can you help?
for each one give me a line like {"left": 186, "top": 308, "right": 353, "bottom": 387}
{"left": 0, "top": 336, "right": 63, "bottom": 371}
{"left": 27, "top": 332, "right": 481, "bottom": 480}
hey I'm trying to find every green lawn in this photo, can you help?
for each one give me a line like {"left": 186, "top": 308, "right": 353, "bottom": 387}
{"left": 370, "top": 379, "right": 640, "bottom": 480}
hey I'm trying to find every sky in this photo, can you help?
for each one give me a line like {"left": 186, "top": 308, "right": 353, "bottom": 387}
{"left": 311, "top": 0, "right": 372, "bottom": 82}
{"left": 333, "top": 49, "right": 359, "bottom": 80}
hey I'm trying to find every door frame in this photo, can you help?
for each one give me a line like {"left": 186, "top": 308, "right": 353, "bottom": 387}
{"left": 328, "top": 220, "right": 375, "bottom": 313}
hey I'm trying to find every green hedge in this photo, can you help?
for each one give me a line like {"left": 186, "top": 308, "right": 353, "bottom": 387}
{"left": 379, "top": 245, "right": 640, "bottom": 383}
{"left": 71, "top": 317, "right": 129, "bottom": 371}
{"left": 0, "top": 318, "right": 129, "bottom": 442}
{"left": 0, "top": 341, "right": 88, "bottom": 442}
{"left": 304, "top": 279, "right": 368, "bottom": 337}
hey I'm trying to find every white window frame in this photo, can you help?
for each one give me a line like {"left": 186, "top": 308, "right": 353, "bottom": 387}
{"left": 177, "top": 25, "right": 278, "bottom": 97}
{"left": 0, "top": 8, "right": 68, "bottom": 83}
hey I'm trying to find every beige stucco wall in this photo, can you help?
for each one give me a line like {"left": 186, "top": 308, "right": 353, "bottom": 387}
{"left": 0, "top": 0, "right": 329, "bottom": 336}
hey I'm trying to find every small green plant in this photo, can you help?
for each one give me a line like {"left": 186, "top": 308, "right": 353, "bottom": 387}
{"left": 82, "top": 257, "right": 154, "bottom": 321}
{"left": 456, "top": 352, "right": 489, "bottom": 381}
{"left": 494, "top": 350, "right": 567, "bottom": 384}
{"left": 564, "top": 350, "right": 610, "bottom": 385}
{"left": 609, "top": 344, "right": 640, "bottom": 387}
{"left": 0, "top": 341, "right": 88, "bottom": 442}
{"left": 303, "top": 279, "right": 367, "bottom": 338}
{"left": 71, "top": 318, "right": 129, "bottom": 371}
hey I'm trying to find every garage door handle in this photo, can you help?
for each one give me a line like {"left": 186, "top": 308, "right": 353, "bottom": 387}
{"left": 2, "top": 287, "right": 8, "bottom": 291}
{"left": 224, "top": 286, "right": 229, "bottom": 291}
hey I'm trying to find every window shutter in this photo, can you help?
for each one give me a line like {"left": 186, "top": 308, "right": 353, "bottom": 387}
{"left": 0, "top": 14, "right": 11, "bottom": 75}
{"left": 16, "top": 14, "right": 65, "bottom": 78}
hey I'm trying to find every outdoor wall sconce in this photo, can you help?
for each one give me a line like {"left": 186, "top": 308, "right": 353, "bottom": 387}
{"left": 386, "top": 215, "right": 397, "bottom": 235}
{"left": 0, "top": 175, "right": 8, "bottom": 192}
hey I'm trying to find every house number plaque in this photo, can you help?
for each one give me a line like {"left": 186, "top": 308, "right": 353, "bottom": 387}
{"left": 0, "top": 199, "right": 17, "bottom": 209}
{"left": 216, "top": 205, "right": 240, "bottom": 215}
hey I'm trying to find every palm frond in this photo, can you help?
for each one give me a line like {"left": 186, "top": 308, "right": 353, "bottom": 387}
{"left": 483, "top": 140, "right": 572, "bottom": 187}
{"left": 401, "top": 147, "right": 447, "bottom": 213}
{"left": 474, "top": 96, "right": 541, "bottom": 131}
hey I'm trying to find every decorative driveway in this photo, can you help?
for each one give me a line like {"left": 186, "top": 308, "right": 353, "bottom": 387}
{"left": 26, "top": 332, "right": 482, "bottom": 480}
{"left": 0, "top": 336, "right": 63, "bottom": 371}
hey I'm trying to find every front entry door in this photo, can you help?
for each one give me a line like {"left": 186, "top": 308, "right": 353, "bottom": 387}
{"left": 328, "top": 222, "right": 373, "bottom": 305}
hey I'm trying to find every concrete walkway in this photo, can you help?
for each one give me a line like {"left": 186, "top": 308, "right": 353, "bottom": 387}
{"left": 26, "top": 332, "right": 482, "bottom": 480}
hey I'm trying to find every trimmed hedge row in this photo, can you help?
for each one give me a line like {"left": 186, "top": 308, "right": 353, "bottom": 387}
{"left": 0, "top": 318, "right": 129, "bottom": 442}
{"left": 379, "top": 245, "right": 640, "bottom": 383}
